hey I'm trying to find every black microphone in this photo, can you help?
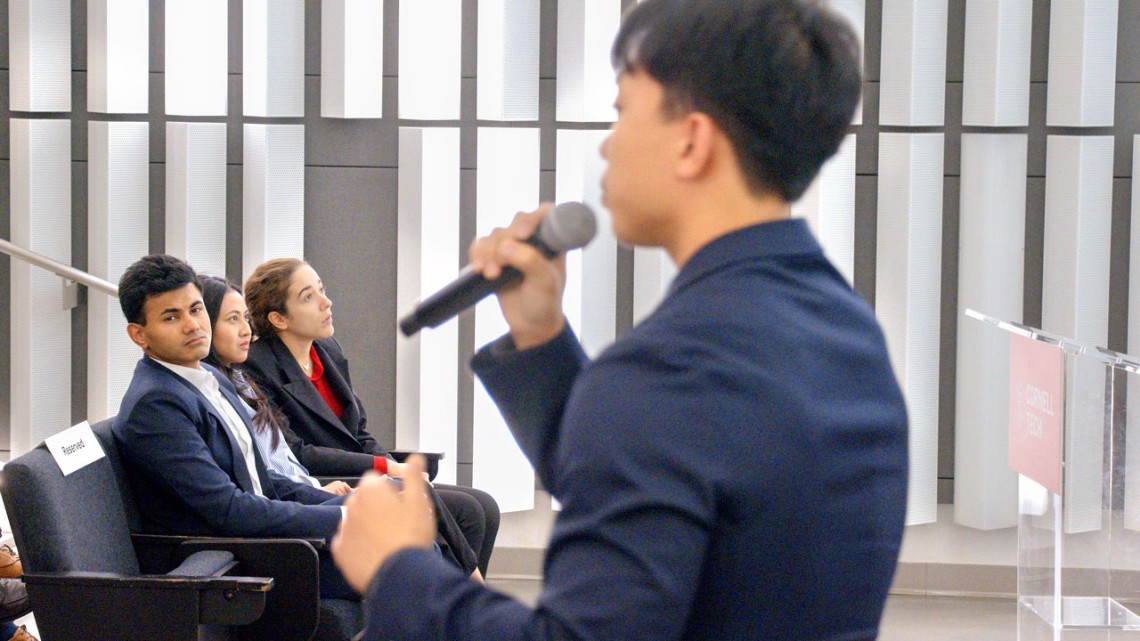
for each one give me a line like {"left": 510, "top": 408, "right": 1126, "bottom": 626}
{"left": 399, "top": 202, "right": 598, "bottom": 337}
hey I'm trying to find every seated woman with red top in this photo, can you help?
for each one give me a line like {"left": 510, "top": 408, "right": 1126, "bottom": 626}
{"left": 241, "top": 258, "right": 499, "bottom": 577}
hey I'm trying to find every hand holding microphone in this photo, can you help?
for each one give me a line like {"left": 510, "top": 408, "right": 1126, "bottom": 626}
{"left": 398, "top": 202, "right": 597, "bottom": 346}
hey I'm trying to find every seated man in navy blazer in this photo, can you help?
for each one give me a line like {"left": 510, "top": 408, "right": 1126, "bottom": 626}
{"left": 112, "top": 254, "right": 356, "bottom": 600}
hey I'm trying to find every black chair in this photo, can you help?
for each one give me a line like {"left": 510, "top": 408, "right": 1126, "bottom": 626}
{"left": 1, "top": 418, "right": 362, "bottom": 641}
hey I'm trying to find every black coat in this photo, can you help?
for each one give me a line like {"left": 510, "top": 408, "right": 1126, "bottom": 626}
{"left": 241, "top": 333, "right": 383, "bottom": 476}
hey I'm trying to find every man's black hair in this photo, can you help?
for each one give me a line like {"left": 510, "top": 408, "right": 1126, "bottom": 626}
{"left": 118, "top": 254, "right": 200, "bottom": 325}
{"left": 612, "top": 0, "right": 862, "bottom": 202}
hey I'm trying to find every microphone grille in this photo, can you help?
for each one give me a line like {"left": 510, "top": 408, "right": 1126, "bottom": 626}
{"left": 542, "top": 202, "right": 598, "bottom": 252}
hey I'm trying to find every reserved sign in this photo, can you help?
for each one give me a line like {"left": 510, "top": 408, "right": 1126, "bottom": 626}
{"left": 1008, "top": 334, "right": 1063, "bottom": 494}
{"left": 45, "top": 421, "right": 106, "bottom": 476}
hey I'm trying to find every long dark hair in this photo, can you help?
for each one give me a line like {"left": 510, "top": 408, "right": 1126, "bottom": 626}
{"left": 199, "top": 275, "right": 287, "bottom": 449}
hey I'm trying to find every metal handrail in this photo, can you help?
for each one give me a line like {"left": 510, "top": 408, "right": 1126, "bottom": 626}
{"left": 0, "top": 237, "right": 119, "bottom": 298}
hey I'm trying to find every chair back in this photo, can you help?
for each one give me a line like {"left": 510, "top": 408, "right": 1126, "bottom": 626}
{"left": 1, "top": 417, "right": 140, "bottom": 575}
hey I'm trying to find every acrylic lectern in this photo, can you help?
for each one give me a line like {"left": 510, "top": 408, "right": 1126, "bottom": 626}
{"left": 967, "top": 308, "right": 1140, "bottom": 640}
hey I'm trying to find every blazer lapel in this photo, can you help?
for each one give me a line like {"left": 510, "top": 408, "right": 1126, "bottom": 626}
{"left": 269, "top": 335, "right": 359, "bottom": 442}
{"left": 146, "top": 359, "right": 259, "bottom": 494}
{"left": 313, "top": 340, "right": 363, "bottom": 431}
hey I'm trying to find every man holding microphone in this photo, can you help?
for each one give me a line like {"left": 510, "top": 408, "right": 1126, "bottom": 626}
{"left": 333, "top": 1, "right": 909, "bottom": 639}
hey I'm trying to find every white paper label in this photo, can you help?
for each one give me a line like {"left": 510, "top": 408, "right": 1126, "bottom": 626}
{"left": 45, "top": 421, "right": 106, "bottom": 476}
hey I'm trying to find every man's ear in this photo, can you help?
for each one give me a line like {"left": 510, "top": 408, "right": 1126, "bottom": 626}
{"left": 126, "top": 323, "right": 148, "bottom": 350}
{"left": 268, "top": 310, "right": 289, "bottom": 332}
{"left": 676, "top": 112, "right": 717, "bottom": 180}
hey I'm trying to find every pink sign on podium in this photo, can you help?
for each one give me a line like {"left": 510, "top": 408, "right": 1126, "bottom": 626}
{"left": 1008, "top": 333, "right": 1064, "bottom": 494}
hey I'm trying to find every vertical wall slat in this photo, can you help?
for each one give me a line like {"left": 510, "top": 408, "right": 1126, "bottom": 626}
{"left": 396, "top": 127, "right": 461, "bottom": 485}
{"left": 477, "top": 0, "right": 540, "bottom": 121}
{"left": 876, "top": 132, "right": 944, "bottom": 526}
{"left": 88, "top": 0, "right": 148, "bottom": 114}
{"left": 556, "top": 0, "right": 620, "bottom": 123}
{"left": 1046, "top": 0, "right": 1118, "bottom": 128}
{"left": 88, "top": 121, "right": 149, "bottom": 422}
{"left": 879, "top": 0, "right": 948, "bottom": 127}
{"left": 10, "top": 119, "right": 72, "bottom": 455}
{"left": 242, "top": 124, "right": 305, "bottom": 280}
{"left": 1042, "top": 135, "right": 1113, "bottom": 533}
{"left": 793, "top": 134, "right": 857, "bottom": 285}
{"left": 9, "top": 0, "right": 72, "bottom": 113}
{"left": 556, "top": 130, "right": 615, "bottom": 358}
{"left": 473, "top": 127, "right": 540, "bottom": 513}
{"left": 953, "top": 133, "right": 1027, "bottom": 529}
{"left": 243, "top": 0, "right": 305, "bottom": 118}
{"left": 320, "top": 0, "right": 383, "bottom": 119}
{"left": 164, "top": 0, "right": 227, "bottom": 116}
{"left": 962, "top": 0, "right": 1032, "bottom": 127}
{"left": 399, "top": 0, "right": 461, "bottom": 120}
{"left": 166, "top": 122, "right": 227, "bottom": 277}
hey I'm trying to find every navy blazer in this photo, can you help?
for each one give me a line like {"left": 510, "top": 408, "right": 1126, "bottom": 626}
{"left": 113, "top": 356, "right": 343, "bottom": 539}
{"left": 241, "top": 334, "right": 383, "bottom": 476}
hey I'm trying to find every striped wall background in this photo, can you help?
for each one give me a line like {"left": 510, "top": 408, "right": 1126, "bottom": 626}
{"left": 3, "top": 0, "right": 1140, "bottom": 529}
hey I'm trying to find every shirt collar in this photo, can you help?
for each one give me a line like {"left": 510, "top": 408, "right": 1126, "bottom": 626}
{"left": 669, "top": 218, "right": 822, "bottom": 296}
{"left": 152, "top": 358, "right": 220, "bottom": 394}
{"left": 308, "top": 343, "right": 325, "bottom": 380}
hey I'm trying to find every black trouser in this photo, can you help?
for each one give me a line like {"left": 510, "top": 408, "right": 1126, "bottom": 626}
{"left": 434, "top": 484, "right": 501, "bottom": 577}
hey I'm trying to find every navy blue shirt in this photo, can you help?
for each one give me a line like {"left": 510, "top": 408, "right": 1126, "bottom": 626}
{"left": 365, "top": 218, "right": 908, "bottom": 641}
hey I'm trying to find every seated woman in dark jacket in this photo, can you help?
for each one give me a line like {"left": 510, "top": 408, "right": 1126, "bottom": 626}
{"left": 240, "top": 259, "right": 499, "bottom": 577}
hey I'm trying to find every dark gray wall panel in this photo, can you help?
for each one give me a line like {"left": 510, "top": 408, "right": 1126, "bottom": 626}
{"left": 1110, "top": 177, "right": 1132, "bottom": 354}
{"left": 0, "top": 158, "right": 9, "bottom": 452}
{"left": 305, "top": 166, "right": 399, "bottom": 448}
{"left": 1, "top": 70, "right": 9, "bottom": 159}
{"left": 1120, "top": 1, "right": 1140, "bottom": 82}
{"left": 303, "top": 77, "right": 399, "bottom": 168}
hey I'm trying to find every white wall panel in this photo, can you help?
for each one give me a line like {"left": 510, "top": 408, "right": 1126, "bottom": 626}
{"left": 321, "top": 0, "right": 383, "bottom": 119}
{"left": 876, "top": 132, "right": 944, "bottom": 525}
{"left": 556, "top": 129, "right": 614, "bottom": 358}
{"left": 962, "top": 0, "right": 1032, "bottom": 127}
{"left": 793, "top": 134, "right": 857, "bottom": 284}
{"left": 478, "top": 0, "right": 539, "bottom": 121}
{"left": 88, "top": 122, "right": 149, "bottom": 422}
{"left": 879, "top": 0, "right": 948, "bottom": 127}
{"left": 165, "top": 0, "right": 227, "bottom": 116}
{"left": 557, "top": 0, "right": 620, "bottom": 122}
{"left": 632, "top": 248, "right": 676, "bottom": 326}
{"left": 954, "top": 134, "right": 1027, "bottom": 530}
{"left": 243, "top": 125, "right": 305, "bottom": 279}
{"left": 399, "top": 0, "right": 461, "bottom": 119}
{"left": 474, "top": 127, "right": 540, "bottom": 513}
{"left": 10, "top": 119, "right": 72, "bottom": 455}
{"left": 396, "top": 127, "right": 461, "bottom": 486}
{"left": 166, "top": 122, "right": 227, "bottom": 277}
{"left": 1042, "top": 135, "right": 1113, "bottom": 533}
{"left": 9, "top": 0, "right": 72, "bottom": 112}
{"left": 1046, "top": 0, "right": 1118, "bottom": 127}
{"left": 827, "top": 0, "right": 865, "bottom": 125}
{"left": 244, "top": 0, "right": 305, "bottom": 118}
{"left": 88, "top": 0, "right": 148, "bottom": 114}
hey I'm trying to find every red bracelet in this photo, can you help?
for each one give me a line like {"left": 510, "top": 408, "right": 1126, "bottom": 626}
{"left": 374, "top": 456, "right": 388, "bottom": 475}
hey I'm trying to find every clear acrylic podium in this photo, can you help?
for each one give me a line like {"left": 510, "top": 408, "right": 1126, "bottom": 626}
{"left": 967, "top": 309, "right": 1140, "bottom": 640}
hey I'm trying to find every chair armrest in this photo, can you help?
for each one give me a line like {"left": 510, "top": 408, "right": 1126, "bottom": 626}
{"left": 389, "top": 450, "right": 444, "bottom": 481}
{"left": 23, "top": 570, "right": 271, "bottom": 638}
{"left": 24, "top": 570, "right": 271, "bottom": 592}
{"left": 313, "top": 476, "right": 361, "bottom": 488}
{"left": 176, "top": 538, "right": 322, "bottom": 641}
{"left": 132, "top": 533, "right": 327, "bottom": 573}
